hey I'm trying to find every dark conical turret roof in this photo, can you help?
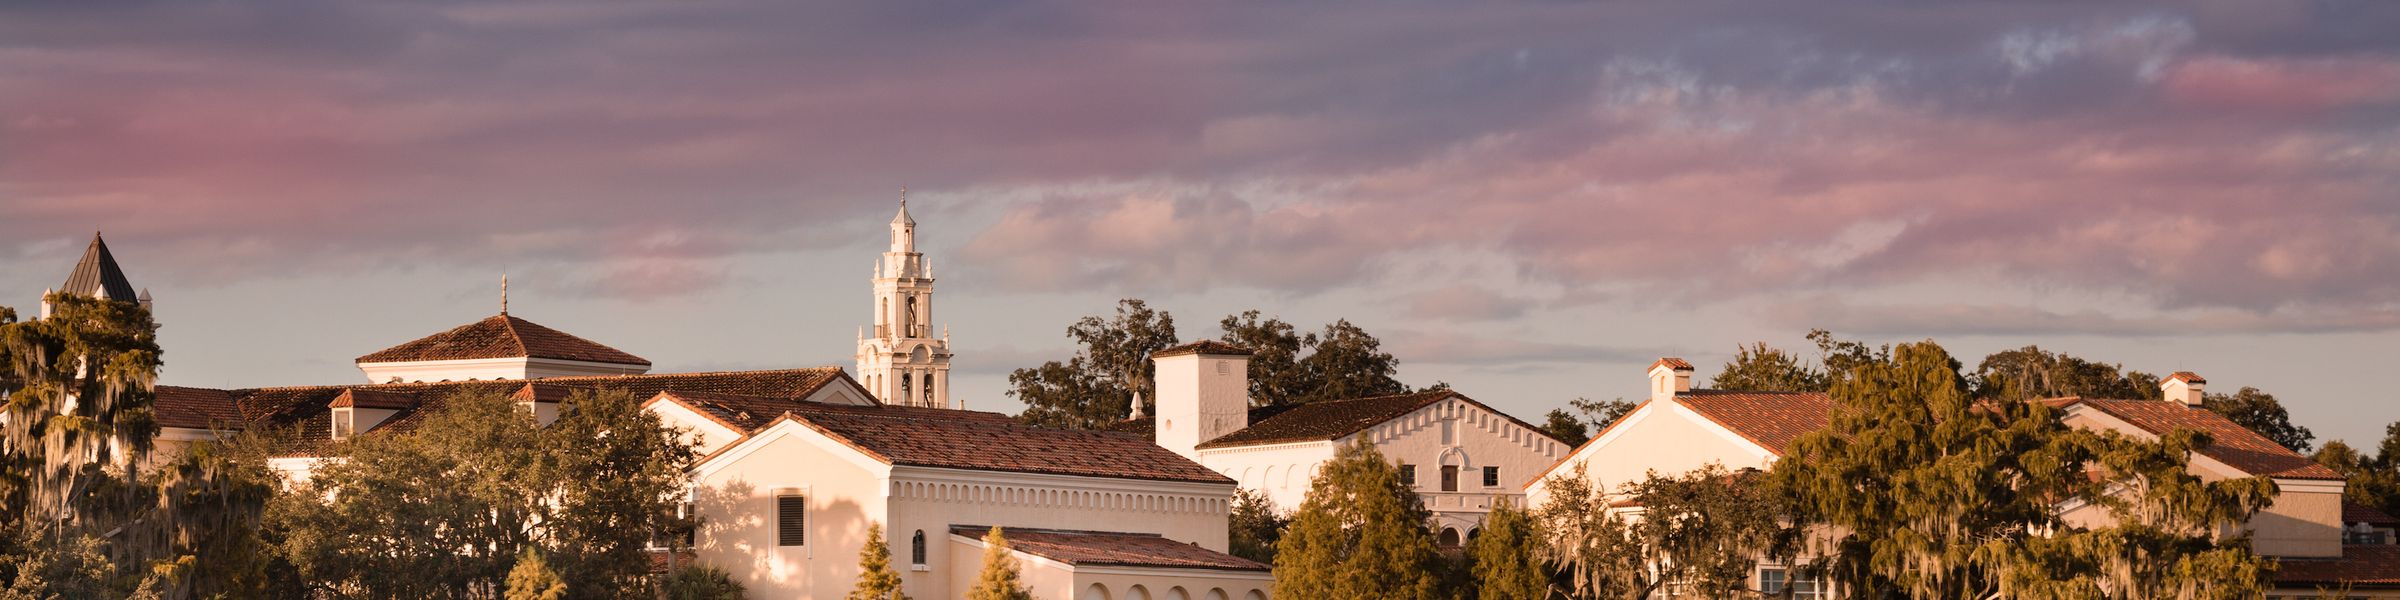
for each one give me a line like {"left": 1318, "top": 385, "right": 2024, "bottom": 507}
{"left": 60, "top": 233, "right": 139, "bottom": 302}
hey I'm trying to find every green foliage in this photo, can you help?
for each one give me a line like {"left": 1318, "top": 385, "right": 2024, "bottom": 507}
{"left": 1970, "top": 345, "right": 2158, "bottom": 402}
{"left": 847, "top": 523, "right": 909, "bottom": 600}
{"left": 1469, "top": 502, "right": 1547, "bottom": 600}
{"left": 1711, "top": 341, "right": 1828, "bottom": 392}
{"left": 1219, "top": 311, "right": 1314, "bottom": 406}
{"left": 271, "top": 389, "right": 695, "bottom": 598}
{"left": 1536, "top": 464, "right": 1783, "bottom": 599}
{"left": 1997, "top": 429, "right": 2276, "bottom": 599}
{"left": 2329, "top": 425, "right": 2400, "bottom": 524}
{"left": 0, "top": 293, "right": 163, "bottom": 536}
{"left": 966, "top": 527, "right": 1034, "bottom": 600}
{"left": 1540, "top": 409, "right": 1589, "bottom": 447}
{"left": 1228, "top": 488, "right": 1288, "bottom": 564}
{"left": 505, "top": 549, "right": 569, "bottom": 600}
{"left": 1296, "top": 319, "right": 1408, "bottom": 403}
{"left": 1273, "top": 440, "right": 1442, "bottom": 600}
{"left": 2202, "top": 387, "right": 2314, "bottom": 453}
{"left": 660, "top": 565, "right": 745, "bottom": 600}
{"left": 1012, "top": 299, "right": 1179, "bottom": 429}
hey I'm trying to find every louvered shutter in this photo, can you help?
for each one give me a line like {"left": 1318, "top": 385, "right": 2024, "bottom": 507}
{"left": 776, "top": 495, "right": 806, "bottom": 546}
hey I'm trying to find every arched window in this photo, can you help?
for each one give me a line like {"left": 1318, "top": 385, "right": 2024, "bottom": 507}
{"left": 1437, "top": 527, "right": 1461, "bottom": 548}
{"left": 910, "top": 530, "right": 926, "bottom": 565}
{"left": 899, "top": 376, "right": 913, "bottom": 406}
{"left": 922, "top": 373, "right": 935, "bottom": 405}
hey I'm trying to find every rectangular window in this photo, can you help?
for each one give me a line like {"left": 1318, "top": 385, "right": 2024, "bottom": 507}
{"left": 1398, "top": 464, "right": 1416, "bottom": 487}
{"left": 1216, "top": 360, "right": 1230, "bottom": 375}
{"left": 1483, "top": 466, "right": 1500, "bottom": 487}
{"left": 1440, "top": 465, "right": 1459, "bottom": 492}
{"left": 776, "top": 495, "right": 806, "bottom": 547}
{"left": 1760, "top": 568, "right": 1823, "bottom": 599}
{"left": 332, "top": 409, "right": 354, "bottom": 439}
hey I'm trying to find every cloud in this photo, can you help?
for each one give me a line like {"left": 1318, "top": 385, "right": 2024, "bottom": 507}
{"left": 1396, "top": 284, "right": 1533, "bottom": 322}
{"left": 1771, "top": 297, "right": 2400, "bottom": 338}
{"left": 1387, "top": 330, "right": 1658, "bottom": 368}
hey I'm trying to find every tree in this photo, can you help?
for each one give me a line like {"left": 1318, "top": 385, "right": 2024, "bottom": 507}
{"left": 1009, "top": 299, "right": 1178, "bottom": 429}
{"left": 1273, "top": 440, "right": 1442, "bottom": 600}
{"left": 847, "top": 523, "right": 909, "bottom": 600}
{"left": 1969, "top": 345, "right": 2156, "bottom": 402}
{"left": 1805, "top": 329, "right": 1886, "bottom": 384}
{"left": 1711, "top": 342, "right": 1827, "bottom": 392}
{"left": 505, "top": 549, "right": 569, "bottom": 600}
{"left": 660, "top": 564, "right": 745, "bottom": 600}
{"left": 1996, "top": 428, "right": 2275, "bottom": 599}
{"left": 2202, "top": 387, "right": 2314, "bottom": 453}
{"left": 1297, "top": 319, "right": 1408, "bottom": 403}
{"left": 1219, "top": 311, "right": 1315, "bottom": 406}
{"left": 1228, "top": 488, "right": 1288, "bottom": 564}
{"left": 1469, "top": 502, "right": 1547, "bottom": 600}
{"left": 271, "top": 389, "right": 695, "bottom": 598}
{"left": 1534, "top": 464, "right": 1784, "bottom": 600}
{"left": 1771, "top": 340, "right": 2087, "bottom": 598}
{"left": 1570, "top": 398, "right": 1636, "bottom": 431}
{"left": 966, "top": 527, "right": 1034, "bottom": 600}
{"left": 1541, "top": 409, "right": 1590, "bottom": 448}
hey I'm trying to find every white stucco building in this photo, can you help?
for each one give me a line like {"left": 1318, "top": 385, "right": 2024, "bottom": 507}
{"left": 1143, "top": 341, "right": 1572, "bottom": 546}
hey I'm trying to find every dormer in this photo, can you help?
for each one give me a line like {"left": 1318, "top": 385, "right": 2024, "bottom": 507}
{"left": 329, "top": 389, "right": 414, "bottom": 440}
{"left": 2162, "top": 371, "right": 2206, "bottom": 407}
{"left": 355, "top": 314, "right": 651, "bottom": 384}
{"left": 511, "top": 382, "right": 572, "bottom": 426}
{"left": 1648, "top": 357, "right": 1694, "bottom": 401}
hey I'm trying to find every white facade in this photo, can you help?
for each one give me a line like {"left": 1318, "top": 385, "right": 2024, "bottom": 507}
{"left": 856, "top": 196, "right": 955, "bottom": 409}
{"left": 356, "top": 356, "right": 650, "bottom": 384}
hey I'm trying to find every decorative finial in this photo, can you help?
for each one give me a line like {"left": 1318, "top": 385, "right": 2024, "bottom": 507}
{"left": 500, "top": 274, "right": 510, "bottom": 315}
{"left": 899, "top": 185, "right": 908, "bottom": 207}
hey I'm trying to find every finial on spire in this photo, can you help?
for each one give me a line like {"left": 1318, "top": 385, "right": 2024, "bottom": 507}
{"left": 900, "top": 185, "right": 908, "bottom": 207}
{"left": 500, "top": 274, "right": 510, "bottom": 315}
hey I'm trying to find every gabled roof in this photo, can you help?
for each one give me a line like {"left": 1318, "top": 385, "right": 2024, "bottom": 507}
{"left": 356, "top": 314, "right": 650, "bottom": 366}
{"left": 330, "top": 388, "right": 415, "bottom": 409}
{"left": 654, "top": 389, "right": 927, "bottom": 434}
{"left": 2346, "top": 502, "right": 2399, "bottom": 527}
{"left": 1195, "top": 390, "right": 1562, "bottom": 450}
{"left": 153, "top": 386, "right": 245, "bottom": 430}
{"left": 60, "top": 233, "right": 138, "bottom": 302}
{"left": 950, "top": 526, "right": 1268, "bottom": 572}
{"left": 2275, "top": 545, "right": 2400, "bottom": 588}
{"left": 1673, "top": 390, "right": 1835, "bottom": 456}
{"left": 746, "top": 403, "right": 1232, "bottom": 484}
{"left": 1153, "top": 340, "right": 1252, "bottom": 358}
{"left": 2053, "top": 397, "right": 2342, "bottom": 480}
{"left": 163, "top": 367, "right": 843, "bottom": 457}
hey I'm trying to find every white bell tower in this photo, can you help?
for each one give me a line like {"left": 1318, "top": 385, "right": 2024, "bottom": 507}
{"left": 856, "top": 189, "right": 955, "bottom": 409}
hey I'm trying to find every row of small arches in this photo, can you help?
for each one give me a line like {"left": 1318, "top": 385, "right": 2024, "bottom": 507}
{"left": 894, "top": 481, "right": 1224, "bottom": 513}
{"left": 1081, "top": 583, "right": 1266, "bottom": 600}
{"left": 1233, "top": 463, "right": 1321, "bottom": 492}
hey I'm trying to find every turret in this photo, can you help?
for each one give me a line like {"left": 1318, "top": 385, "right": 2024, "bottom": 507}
{"left": 1153, "top": 341, "right": 1254, "bottom": 460}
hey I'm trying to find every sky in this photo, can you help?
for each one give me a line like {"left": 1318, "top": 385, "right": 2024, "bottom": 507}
{"left": 3, "top": 1, "right": 2397, "bottom": 447}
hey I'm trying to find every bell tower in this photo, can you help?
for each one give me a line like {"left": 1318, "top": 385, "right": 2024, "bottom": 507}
{"left": 856, "top": 189, "right": 954, "bottom": 408}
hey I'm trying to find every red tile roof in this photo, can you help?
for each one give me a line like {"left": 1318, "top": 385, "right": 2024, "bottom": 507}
{"left": 2275, "top": 545, "right": 2400, "bottom": 588}
{"left": 1673, "top": 390, "right": 1835, "bottom": 456}
{"left": 2057, "top": 397, "right": 2342, "bottom": 480}
{"left": 2347, "top": 502, "right": 2400, "bottom": 527}
{"left": 763, "top": 403, "right": 1231, "bottom": 484}
{"left": 178, "top": 367, "right": 843, "bottom": 457}
{"left": 154, "top": 386, "right": 245, "bottom": 430}
{"left": 356, "top": 314, "right": 650, "bottom": 366}
{"left": 329, "top": 388, "right": 416, "bottom": 409}
{"left": 2167, "top": 371, "right": 2207, "bottom": 384}
{"left": 951, "top": 526, "right": 1268, "bottom": 572}
{"left": 1195, "top": 390, "right": 1562, "bottom": 450}
{"left": 1650, "top": 357, "right": 1695, "bottom": 371}
{"left": 1154, "top": 340, "right": 1253, "bottom": 358}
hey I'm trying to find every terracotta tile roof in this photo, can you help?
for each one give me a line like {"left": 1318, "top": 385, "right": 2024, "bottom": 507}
{"left": 1671, "top": 390, "right": 1835, "bottom": 456}
{"left": 356, "top": 314, "right": 650, "bottom": 366}
{"left": 329, "top": 388, "right": 416, "bottom": 409}
{"left": 2275, "top": 545, "right": 2400, "bottom": 587}
{"left": 154, "top": 386, "right": 245, "bottom": 430}
{"left": 1196, "top": 390, "right": 1562, "bottom": 450}
{"left": 59, "top": 233, "right": 138, "bottom": 302}
{"left": 1104, "top": 404, "right": 1302, "bottom": 437}
{"left": 507, "top": 382, "right": 575, "bottom": 405}
{"left": 1153, "top": 340, "right": 1253, "bottom": 358}
{"left": 185, "top": 367, "right": 842, "bottom": 457}
{"left": 2167, "top": 371, "right": 2207, "bottom": 384}
{"left": 950, "top": 526, "right": 1268, "bottom": 572}
{"left": 1650, "top": 357, "right": 1695, "bottom": 371}
{"left": 2057, "top": 397, "right": 2342, "bottom": 480}
{"left": 768, "top": 404, "right": 1231, "bottom": 484}
{"left": 2347, "top": 502, "right": 2400, "bottom": 527}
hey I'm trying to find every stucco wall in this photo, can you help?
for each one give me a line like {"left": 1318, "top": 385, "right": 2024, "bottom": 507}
{"left": 892, "top": 467, "right": 1235, "bottom": 599}
{"left": 690, "top": 423, "right": 892, "bottom": 599}
{"left": 1198, "top": 442, "right": 1336, "bottom": 512}
{"left": 1349, "top": 396, "right": 1567, "bottom": 535}
{"left": 1525, "top": 400, "right": 1772, "bottom": 508}
{"left": 945, "top": 533, "right": 1273, "bottom": 600}
{"left": 2062, "top": 407, "right": 2345, "bottom": 558}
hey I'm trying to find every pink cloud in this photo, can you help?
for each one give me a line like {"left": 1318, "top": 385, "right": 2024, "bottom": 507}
{"left": 2161, "top": 55, "right": 2400, "bottom": 111}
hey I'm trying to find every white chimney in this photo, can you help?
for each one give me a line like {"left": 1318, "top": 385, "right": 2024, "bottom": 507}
{"left": 2162, "top": 372, "right": 2206, "bottom": 408}
{"left": 1648, "top": 358, "right": 1694, "bottom": 402}
{"left": 1152, "top": 341, "right": 1252, "bottom": 461}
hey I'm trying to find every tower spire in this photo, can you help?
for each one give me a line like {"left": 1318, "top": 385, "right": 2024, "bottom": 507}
{"left": 500, "top": 274, "right": 510, "bottom": 315}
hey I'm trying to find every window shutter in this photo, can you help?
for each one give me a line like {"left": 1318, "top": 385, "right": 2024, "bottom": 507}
{"left": 776, "top": 495, "right": 806, "bottom": 547}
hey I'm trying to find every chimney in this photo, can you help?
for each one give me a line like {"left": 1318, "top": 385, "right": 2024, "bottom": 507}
{"left": 2162, "top": 372, "right": 2206, "bottom": 408}
{"left": 1648, "top": 358, "right": 1694, "bottom": 402}
{"left": 1152, "top": 341, "right": 1253, "bottom": 461}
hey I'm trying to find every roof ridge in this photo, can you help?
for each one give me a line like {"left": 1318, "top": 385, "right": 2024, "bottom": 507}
{"left": 496, "top": 314, "right": 531, "bottom": 357}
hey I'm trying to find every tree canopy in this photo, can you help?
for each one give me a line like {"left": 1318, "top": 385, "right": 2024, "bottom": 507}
{"left": 1711, "top": 342, "right": 1827, "bottom": 392}
{"left": 1536, "top": 464, "right": 1784, "bottom": 600}
{"left": 1273, "top": 440, "right": 1443, "bottom": 600}
{"left": 1013, "top": 302, "right": 1420, "bottom": 428}
{"left": 965, "top": 527, "right": 1034, "bottom": 600}
{"left": 846, "top": 523, "right": 909, "bottom": 600}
